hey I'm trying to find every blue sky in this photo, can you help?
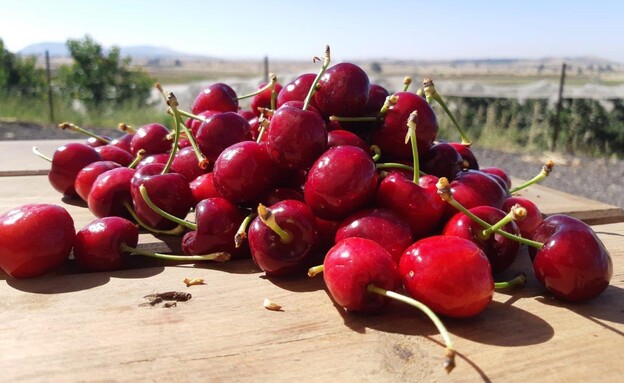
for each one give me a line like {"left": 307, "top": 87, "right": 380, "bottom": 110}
{"left": 1, "top": 0, "right": 623, "bottom": 62}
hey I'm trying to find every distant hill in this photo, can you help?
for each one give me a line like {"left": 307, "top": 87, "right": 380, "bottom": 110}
{"left": 18, "top": 42, "right": 207, "bottom": 59}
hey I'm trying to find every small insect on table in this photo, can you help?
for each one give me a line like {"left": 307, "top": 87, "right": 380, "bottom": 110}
{"left": 1, "top": 139, "right": 623, "bottom": 382}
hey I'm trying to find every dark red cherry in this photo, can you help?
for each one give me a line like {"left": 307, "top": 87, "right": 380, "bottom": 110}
{"left": 182, "top": 197, "right": 247, "bottom": 259}
{"left": 323, "top": 237, "right": 401, "bottom": 313}
{"left": 251, "top": 81, "right": 283, "bottom": 116}
{"left": 86, "top": 135, "right": 112, "bottom": 148}
{"left": 442, "top": 206, "right": 521, "bottom": 275}
{"left": 529, "top": 214, "right": 612, "bottom": 302}
{"left": 196, "top": 111, "right": 252, "bottom": 162}
{"left": 135, "top": 153, "right": 169, "bottom": 170}
{"left": 129, "top": 123, "right": 172, "bottom": 156}
{"left": 191, "top": 83, "right": 238, "bottom": 114}
{"left": 364, "top": 84, "right": 390, "bottom": 116}
{"left": 73, "top": 216, "right": 139, "bottom": 272}
{"left": 0, "top": 204, "right": 75, "bottom": 278}
{"left": 74, "top": 160, "right": 122, "bottom": 202}
{"left": 259, "top": 187, "right": 304, "bottom": 206}
{"left": 189, "top": 172, "right": 221, "bottom": 204}
{"left": 313, "top": 62, "right": 370, "bottom": 118}
{"left": 375, "top": 172, "right": 446, "bottom": 240}
{"left": 335, "top": 208, "right": 413, "bottom": 263}
{"left": 188, "top": 110, "right": 219, "bottom": 136}
{"left": 276, "top": 73, "right": 318, "bottom": 109}
{"left": 304, "top": 146, "right": 377, "bottom": 221}
{"left": 95, "top": 145, "right": 134, "bottom": 167}
{"left": 400, "top": 235, "right": 494, "bottom": 318}
{"left": 266, "top": 105, "right": 327, "bottom": 170}
{"left": 327, "top": 129, "right": 369, "bottom": 152}
{"left": 48, "top": 142, "right": 102, "bottom": 198}
{"left": 480, "top": 166, "right": 512, "bottom": 189}
{"left": 501, "top": 196, "right": 543, "bottom": 239}
{"left": 448, "top": 142, "right": 479, "bottom": 170}
{"left": 109, "top": 133, "right": 134, "bottom": 153}
{"left": 88, "top": 167, "right": 136, "bottom": 219}
{"left": 171, "top": 146, "right": 210, "bottom": 183}
{"left": 248, "top": 200, "right": 319, "bottom": 276}
{"left": 370, "top": 91, "right": 438, "bottom": 161}
{"left": 212, "top": 141, "right": 275, "bottom": 205}
{"left": 443, "top": 169, "right": 510, "bottom": 220}
{"left": 421, "top": 142, "right": 464, "bottom": 180}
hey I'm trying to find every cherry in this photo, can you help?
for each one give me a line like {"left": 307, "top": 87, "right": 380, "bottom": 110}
{"left": 108, "top": 130, "right": 134, "bottom": 153}
{"left": 248, "top": 200, "right": 318, "bottom": 276}
{"left": 448, "top": 142, "right": 479, "bottom": 170}
{"left": 327, "top": 129, "right": 369, "bottom": 152}
{"left": 400, "top": 235, "right": 494, "bottom": 318}
{"left": 170, "top": 146, "right": 210, "bottom": 183}
{"left": 442, "top": 205, "right": 521, "bottom": 275}
{"left": 420, "top": 142, "right": 464, "bottom": 180}
{"left": 238, "top": 109, "right": 256, "bottom": 121}
{"left": 370, "top": 91, "right": 438, "bottom": 161}
{"left": 129, "top": 123, "right": 172, "bottom": 156}
{"left": 0, "top": 204, "right": 75, "bottom": 278}
{"left": 441, "top": 170, "right": 510, "bottom": 220}
{"left": 313, "top": 62, "right": 370, "bottom": 118}
{"left": 304, "top": 145, "right": 378, "bottom": 221}
{"left": 250, "top": 80, "right": 283, "bottom": 116}
{"left": 189, "top": 172, "right": 221, "bottom": 204}
{"left": 191, "top": 82, "right": 239, "bottom": 114}
{"left": 501, "top": 196, "right": 543, "bottom": 239}
{"left": 87, "top": 167, "right": 136, "bottom": 219}
{"left": 74, "top": 160, "right": 122, "bottom": 202}
{"left": 188, "top": 110, "right": 219, "bottom": 135}
{"left": 480, "top": 166, "right": 512, "bottom": 189}
{"left": 94, "top": 145, "right": 134, "bottom": 167}
{"left": 181, "top": 197, "right": 248, "bottom": 259}
{"left": 135, "top": 153, "right": 169, "bottom": 170}
{"left": 335, "top": 207, "right": 413, "bottom": 263}
{"left": 212, "top": 141, "right": 276, "bottom": 205}
{"left": 196, "top": 111, "right": 252, "bottom": 162}
{"left": 529, "top": 214, "right": 612, "bottom": 302}
{"left": 86, "top": 135, "right": 112, "bottom": 148}
{"left": 276, "top": 73, "right": 318, "bottom": 109}
{"left": 47, "top": 142, "right": 102, "bottom": 198}
{"left": 266, "top": 105, "right": 327, "bottom": 170}
{"left": 259, "top": 187, "right": 304, "bottom": 206}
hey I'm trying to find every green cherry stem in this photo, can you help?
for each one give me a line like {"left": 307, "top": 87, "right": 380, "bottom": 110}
{"left": 123, "top": 201, "right": 185, "bottom": 236}
{"left": 235, "top": 212, "right": 257, "bottom": 248}
{"left": 367, "top": 284, "right": 456, "bottom": 374}
{"left": 422, "top": 78, "right": 471, "bottom": 146}
{"left": 161, "top": 92, "right": 183, "bottom": 175}
{"left": 403, "top": 76, "right": 412, "bottom": 92}
{"left": 118, "top": 122, "right": 136, "bottom": 134}
{"left": 307, "top": 264, "right": 324, "bottom": 277}
{"left": 509, "top": 160, "right": 555, "bottom": 194}
{"left": 32, "top": 146, "right": 52, "bottom": 162}
{"left": 406, "top": 110, "right": 421, "bottom": 184}
{"left": 328, "top": 115, "right": 378, "bottom": 123}
{"left": 480, "top": 204, "right": 526, "bottom": 239}
{"left": 303, "top": 45, "right": 331, "bottom": 111}
{"left": 59, "top": 122, "right": 111, "bottom": 144}
{"left": 119, "top": 243, "right": 230, "bottom": 262}
{"left": 379, "top": 94, "right": 398, "bottom": 115}
{"left": 370, "top": 145, "right": 382, "bottom": 162}
{"left": 494, "top": 273, "right": 527, "bottom": 289}
{"left": 436, "top": 178, "right": 544, "bottom": 249}
{"left": 128, "top": 149, "right": 146, "bottom": 169}
{"left": 257, "top": 203, "right": 293, "bottom": 243}
{"left": 138, "top": 184, "right": 197, "bottom": 230}
{"left": 236, "top": 73, "right": 277, "bottom": 101}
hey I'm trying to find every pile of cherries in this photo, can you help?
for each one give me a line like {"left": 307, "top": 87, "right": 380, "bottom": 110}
{"left": 0, "top": 46, "right": 613, "bottom": 372}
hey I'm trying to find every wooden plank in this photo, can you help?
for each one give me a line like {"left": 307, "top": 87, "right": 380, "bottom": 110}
{"left": 0, "top": 221, "right": 623, "bottom": 382}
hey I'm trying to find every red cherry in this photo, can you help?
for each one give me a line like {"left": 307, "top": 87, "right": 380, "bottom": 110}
{"left": 442, "top": 206, "right": 521, "bottom": 275}
{"left": 400, "top": 235, "right": 494, "bottom": 318}
{"left": 129, "top": 123, "right": 172, "bottom": 156}
{"left": 335, "top": 208, "right": 413, "bottom": 263}
{"left": 420, "top": 142, "right": 464, "bottom": 180}
{"left": 74, "top": 160, "right": 122, "bottom": 202}
{"left": 443, "top": 170, "right": 510, "bottom": 220}
{"left": 323, "top": 237, "right": 401, "bottom": 312}
{"left": 370, "top": 91, "right": 438, "bottom": 161}
{"left": 276, "top": 73, "right": 318, "bottom": 109}
{"left": 327, "top": 129, "right": 369, "bottom": 152}
{"left": 250, "top": 81, "right": 283, "bottom": 115}
{"left": 48, "top": 142, "right": 102, "bottom": 198}
{"left": 304, "top": 146, "right": 378, "bottom": 221}
{"left": 86, "top": 135, "right": 112, "bottom": 148}
{"left": 248, "top": 200, "right": 318, "bottom": 276}
{"left": 188, "top": 110, "right": 219, "bottom": 135}
{"left": 191, "top": 83, "right": 238, "bottom": 114}
{"left": 87, "top": 167, "right": 136, "bottom": 219}
{"left": 135, "top": 153, "right": 169, "bottom": 170}
{"left": 73, "top": 216, "right": 139, "bottom": 272}
{"left": 189, "top": 172, "right": 221, "bottom": 204}
{"left": 266, "top": 105, "right": 328, "bottom": 170}
{"left": 448, "top": 142, "right": 479, "bottom": 170}
{"left": 0, "top": 204, "right": 75, "bottom": 278}
{"left": 170, "top": 146, "right": 210, "bottom": 183}
{"left": 259, "top": 187, "right": 304, "bottom": 206}
{"left": 529, "top": 214, "right": 612, "bottom": 302}
{"left": 501, "top": 196, "right": 543, "bottom": 238}
{"left": 94, "top": 145, "right": 134, "bottom": 167}
{"left": 313, "top": 62, "right": 370, "bottom": 118}
{"left": 212, "top": 141, "right": 276, "bottom": 205}
{"left": 108, "top": 133, "right": 134, "bottom": 153}
{"left": 196, "top": 111, "right": 252, "bottom": 162}
{"left": 480, "top": 166, "right": 512, "bottom": 189}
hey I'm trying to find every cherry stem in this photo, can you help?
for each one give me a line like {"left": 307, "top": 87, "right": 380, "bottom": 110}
{"left": 303, "top": 45, "right": 331, "bottom": 111}
{"left": 118, "top": 123, "right": 136, "bottom": 134}
{"left": 422, "top": 78, "right": 471, "bottom": 146}
{"left": 120, "top": 243, "right": 230, "bottom": 262}
{"left": 235, "top": 212, "right": 257, "bottom": 248}
{"left": 379, "top": 94, "right": 398, "bottom": 115}
{"left": 370, "top": 145, "right": 382, "bottom": 162}
{"left": 406, "top": 110, "right": 421, "bottom": 184}
{"left": 138, "top": 184, "right": 196, "bottom": 230}
{"left": 307, "top": 264, "right": 324, "bottom": 277}
{"left": 257, "top": 203, "right": 293, "bottom": 243}
{"left": 175, "top": 117, "right": 209, "bottom": 169}
{"left": 32, "top": 146, "right": 52, "bottom": 162}
{"left": 480, "top": 204, "right": 526, "bottom": 240}
{"left": 161, "top": 92, "right": 183, "bottom": 174}
{"left": 59, "top": 122, "right": 111, "bottom": 144}
{"left": 256, "top": 117, "right": 269, "bottom": 143}
{"left": 509, "top": 160, "right": 555, "bottom": 194}
{"left": 123, "top": 201, "right": 186, "bottom": 236}
{"left": 403, "top": 76, "right": 412, "bottom": 92}
{"left": 328, "top": 116, "right": 378, "bottom": 123}
{"left": 367, "top": 283, "right": 456, "bottom": 374}
{"left": 494, "top": 273, "right": 527, "bottom": 289}
{"left": 128, "top": 149, "right": 146, "bottom": 169}
{"left": 236, "top": 73, "right": 277, "bottom": 101}
{"left": 436, "top": 178, "right": 544, "bottom": 249}
{"left": 375, "top": 162, "right": 424, "bottom": 175}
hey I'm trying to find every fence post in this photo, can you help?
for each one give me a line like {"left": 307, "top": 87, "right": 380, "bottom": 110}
{"left": 45, "top": 50, "right": 55, "bottom": 123}
{"left": 263, "top": 56, "right": 269, "bottom": 84}
{"left": 551, "top": 62, "right": 566, "bottom": 151}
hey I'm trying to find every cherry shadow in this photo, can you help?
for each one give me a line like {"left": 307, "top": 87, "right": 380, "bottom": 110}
{"left": 61, "top": 195, "right": 88, "bottom": 207}
{"left": 261, "top": 272, "right": 326, "bottom": 293}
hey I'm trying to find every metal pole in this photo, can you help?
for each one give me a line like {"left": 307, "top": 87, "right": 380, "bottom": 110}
{"left": 551, "top": 62, "right": 566, "bottom": 150}
{"left": 45, "top": 50, "right": 55, "bottom": 123}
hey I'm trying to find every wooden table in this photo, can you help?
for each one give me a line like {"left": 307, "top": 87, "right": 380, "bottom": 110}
{"left": 1, "top": 140, "right": 623, "bottom": 382}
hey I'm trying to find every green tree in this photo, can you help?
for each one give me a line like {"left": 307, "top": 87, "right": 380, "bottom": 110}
{"left": 0, "top": 38, "right": 46, "bottom": 97}
{"left": 58, "top": 35, "right": 155, "bottom": 110}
